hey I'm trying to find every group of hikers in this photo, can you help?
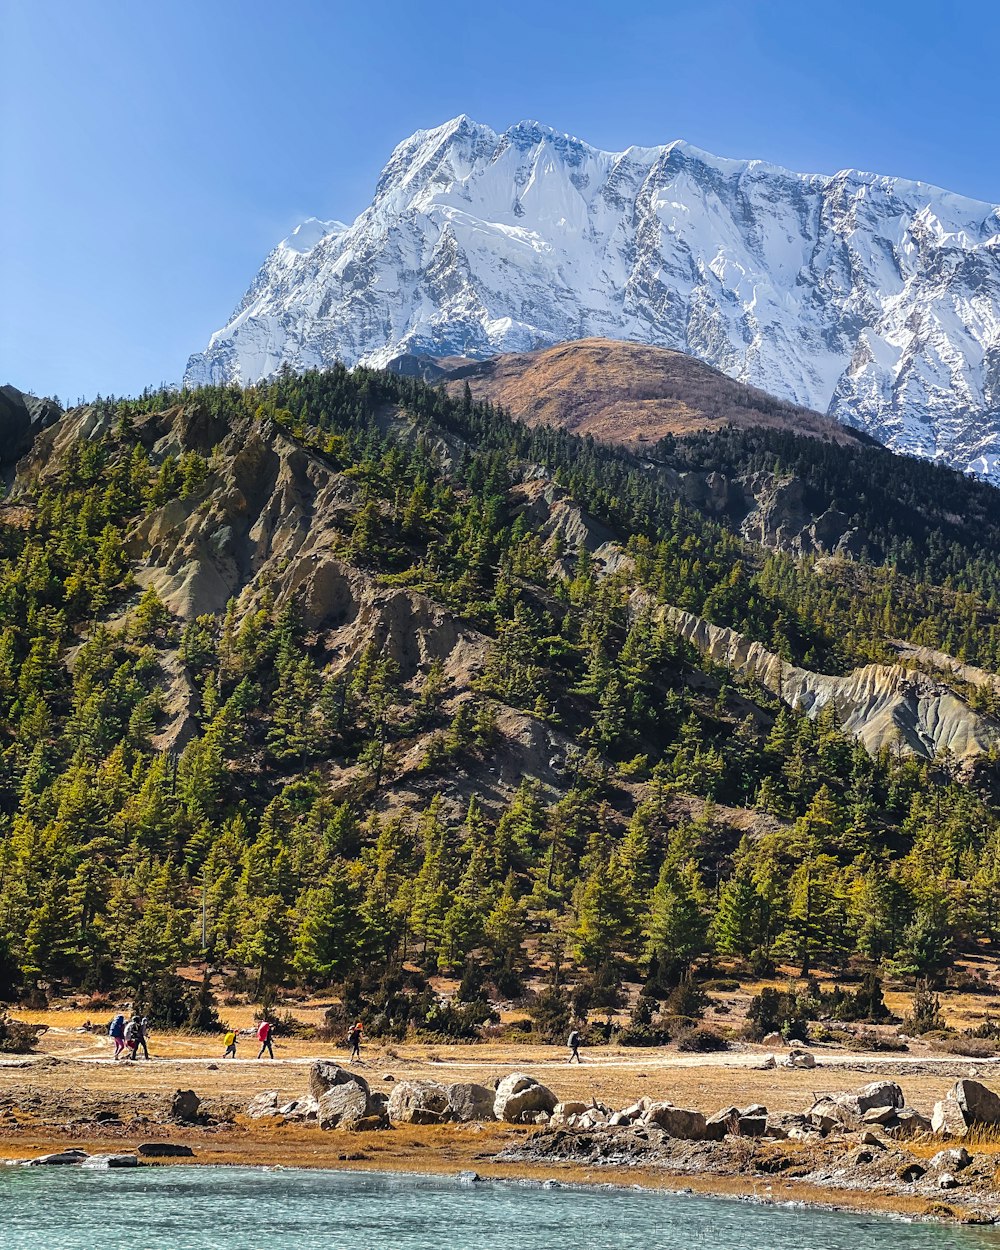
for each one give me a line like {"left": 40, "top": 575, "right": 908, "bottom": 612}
{"left": 105, "top": 1015, "right": 581, "bottom": 1063}
{"left": 108, "top": 1013, "right": 367, "bottom": 1063}
{"left": 106, "top": 1013, "right": 150, "bottom": 1061}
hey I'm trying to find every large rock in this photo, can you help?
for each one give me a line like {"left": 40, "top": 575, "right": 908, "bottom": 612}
{"left": 933, "top": 1079, "right": 1000, "bottom": 1137}
{"left": 169, "top": 1090, "right": 201, "bottom": 1122}
{"left": 493, "top": 1073, "right": 558, "bottom": 1123}
{"left": 317, "top": 1081, "right": 370, "bottom": 1130}
{"left": 446, "top": 1082, "right": 497, "bottom": 1123}
{"left": 81, "top": 1154, "right": 138, "bottom": 1169}
{"left": 246, "top": 1091, "right": 281, "bottom": 1120}
{"left": 27, "top": 1150, "right": 89, "bottom": 1166}
{"left": 309, "top": 1061, "right": 370, "bottom": 1103}
{"left": 855, "top": 1081, "right": 904, "bottom": 1113}
{"left": 783, "top": 1049, "right": 816, "bottom": 1069}
{"left": 387, "top": 1080, "right": 452, "bottom": 1125}
{"left": 643, "top": 1102, "right": 707, "bottom": 1140}
{"left": 137, "top": 1142, "right": 195, "bottom": 1158}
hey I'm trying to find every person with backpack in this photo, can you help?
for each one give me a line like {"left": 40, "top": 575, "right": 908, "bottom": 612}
{"left": 256, "top": 1018, "right": 274, "bottom": 1059}
{"left": 108, "top": 1013, "right": 126, "bottom": 1060}
{"left": 223, "top": 1027, "right": 238, "bottom": 1059}
{"left": 123, "top": 1016, "right": 140, "bottom": 1061}
{"left": 347, "top": 1020, "right": 364, "bottom": 1063}
{"left": 567, "top": 1027, "right": 582, "bottom": 1064}
{"left": 136, "top": 1016, "right": 151, "bottom": 1061}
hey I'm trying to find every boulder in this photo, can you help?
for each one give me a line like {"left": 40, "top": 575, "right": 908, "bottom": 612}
{"left": 893, "top": 1107, "right": 932, "bottom": 1137}
{"left": 955, "top": 1079, "right": 1000, "bottom": 1126}
{"left": 27, "top": 1150, "right": 89, "bottom": 1166}
{"left": 318, "top": 1081, "right": 370, "bottom": 1130}
{"left": 931, "top": 1146, "right": 972, "bottom": 1171}
{"left": 855, "top": 1081, "right": 904, "bottom": 1113}
{"left": 170, "top": 1089, "right": 201, "bottom": 1122}
{"left": 783, "top": 1049, "right": 816, "bottom": 1069}
{"left": 938, "top": 1172, "right": 959, "bottom": 1190}
{"left": 80, "top": 1154, "right": 138, "bottom": 1169}
{"left": 931, "top": 1079, "right": 1000, "bottom": 1137}
{"left": 859, "top": 1131, "right": 886, "bottom": 1148}
{"left": 137, "top": 1142, "right": 194, "bottom": 1158}
{"left": 246, "top": 1091, "right": 281, "bottom": 1120}
{"left": 445, "top": 1082, "right": 497, "bottom": 1123}
{"left": 643, "top": 1102, "right": 707, "bottom": 1140}
{"left": 553, "top": 1100, "right": 590, "bottom": 1119}
{"left": 493, "top": 1073, "right": 558, "bottom": 1123}
{"left": 387, "top": 1080, "right": 451, "bottom": 1125}
{"left": 310, "top": 1061, "right": 370, "bottom": 1103}
{"left": 277, "top": 1099, "right": 318, "bottom": 1122}
{"left": 765, "top": 1112, "right": 809, "bottom": 1140}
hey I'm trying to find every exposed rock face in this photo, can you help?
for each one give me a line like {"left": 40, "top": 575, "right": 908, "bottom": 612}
{"left": 0, "top": 385, "right": 61, "bottom": 468}
{"left": 246, "top": 1091, "right": 281, "bottom": 1120}
{"left": 661, "top": 604, "right": 1000, "bottom": 759}
{"left": 386, "top": 1080, "right": 452, "bottom": 1124}
{"left": 493, "top": 1073, "right": 558, "bottom": 1123}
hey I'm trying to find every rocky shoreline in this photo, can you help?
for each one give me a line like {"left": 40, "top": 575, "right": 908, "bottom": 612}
{"left": 6, "top": 1058, "right": 1000, "bottom": 1226}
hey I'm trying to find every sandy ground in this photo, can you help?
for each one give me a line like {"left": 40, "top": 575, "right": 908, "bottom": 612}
{"left": 3, "top": 1015, "right": 1000, "bottom": 1222}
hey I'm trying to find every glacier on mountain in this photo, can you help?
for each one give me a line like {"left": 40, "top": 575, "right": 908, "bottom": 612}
{"left": 184, "top": 116, "right": 1000, "bottom": 477}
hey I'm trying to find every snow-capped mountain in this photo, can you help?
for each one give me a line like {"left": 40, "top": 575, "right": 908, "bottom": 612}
{"left": 184, "top": 116, "right": 1000, "bottom": 476}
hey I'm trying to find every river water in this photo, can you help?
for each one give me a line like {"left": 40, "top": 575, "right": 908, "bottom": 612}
{"left": 0, "top": 1166, "right": 997, "bottom": 1249}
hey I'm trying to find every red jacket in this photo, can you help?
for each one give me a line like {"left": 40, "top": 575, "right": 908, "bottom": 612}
{"left": 257, "top": 1022, "right": 271, "bottom": 1042}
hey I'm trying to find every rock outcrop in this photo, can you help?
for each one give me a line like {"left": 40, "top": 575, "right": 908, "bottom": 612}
{"left": 493, "top": 1073, "right": 558, "bottom": 1123}
{"left": 661, "top": 604, "right": 1000, "bottom": 759}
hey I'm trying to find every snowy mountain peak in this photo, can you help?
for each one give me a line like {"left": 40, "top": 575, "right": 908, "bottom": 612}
{"left": 185, "top": 117, "right": 1000, "bottom": 479}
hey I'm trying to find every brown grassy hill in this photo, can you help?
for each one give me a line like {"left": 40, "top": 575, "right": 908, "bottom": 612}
{"left": 401, "top": 338, "right": 869, "bottom": 449}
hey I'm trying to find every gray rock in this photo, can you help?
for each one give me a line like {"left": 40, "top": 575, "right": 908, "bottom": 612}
{"left": 955, "top": 1079, "right": 1000, "bottom": 1126}
{"left": 387, "top": 1080, "right": 451, "bottom": 1125}
{"left": 931, "top": 1146, "right": 972, "bottom": 1171}
{"left": 893, "top": 1107, "right": 932, "bottom": 1137}
{"left": 939, "top": 1172, "right": 959, "bottom": 1190}
{"left": 643, "top": 1102, "right": 707, "bottom": 1140}
{"left": 137, "top": 1142, "right": 194, "bottom": 1158}
{"left": 446, "top": 1082, "right": 497, "bottom": 1123}
{"left": 170, "top": 1089, "right": 201, "bottom": 1122}
{"left": 783, "top": 1049, "right": 816, "bottom": 1069}
{"left": 27, "top": 1150, "right": 89, "bottom": 1166}
{"left": 80, "top": 1154, "right": 138, "bottom": 1169}
{"left": 246, "top": 1091, "right": 281, "bottom": 1120}
{"left": 855, "top": 1081, "right": 904, "bottom": 1112}
{"left": 310, "top": 1060, "right": 370, "bottom": 1103}
{"left": 318, "top": 1081, "right": 370, "bottom": 1130}
{"left": 493, "top": 1073, "right": 558, "bottom": 1123}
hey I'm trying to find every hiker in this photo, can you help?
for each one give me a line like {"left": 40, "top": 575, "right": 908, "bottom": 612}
{"left": 347, "top": 1020, "right": 363, "bottom": 1063}
{"left": 136, "top": 1015, "right": 151, "bottom": 1060}
{"left": 123, "top": 1016, "right": 140, "bottom": 1061}
{"left": 567, "top": 1027, "right": 582, "bottom": 1064}
{"left": 108, "top": 1013, "right": 126, "bottom": 1059}
{"left": 223, "top": 1027, "right": 238, "bottom": 1059}
{"left": 256, "top": 1018, "right": 274, "bottom": 1059}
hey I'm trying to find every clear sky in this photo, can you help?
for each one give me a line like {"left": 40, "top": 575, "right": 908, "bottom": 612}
{"left": 3, "top": 0, "right": 998, "bottom": 403}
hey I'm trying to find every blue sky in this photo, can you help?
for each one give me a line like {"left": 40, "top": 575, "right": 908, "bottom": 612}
{"left": 3, "top": 0, "right": 998, "bottom": 402}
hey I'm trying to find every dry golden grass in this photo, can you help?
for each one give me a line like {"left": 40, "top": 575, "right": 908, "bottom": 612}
{"left": 440, "top": 339, "right": 864, "bottom": 449}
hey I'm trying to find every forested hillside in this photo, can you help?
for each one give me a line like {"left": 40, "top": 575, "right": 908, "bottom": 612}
{"left": 4, "top": 365, "right": 1000, "bottom": 1037}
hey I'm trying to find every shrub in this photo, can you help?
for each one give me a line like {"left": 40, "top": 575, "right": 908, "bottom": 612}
{"left": 617, "top": 995, "right": 671, "bottom": 1046}
{"left": 702, "top": 979, "right": 740, "bottom": 993}
{"left": 905, "top": 985, "right": 945, "bottom": 1035}
{"left": 0, "top": 1014, "right": 46, "bottom": 1054}
{"left": 664, "top": 980, "right": 707, "bottom": 1020}
{"left": 745, "top": 986, "right": 811, "bottom": 1041}
{"left": 528, "top": 984, "right": 571, "bottom": 1042}
{"left": 939, "top": 1036, "right": 998, "bottom": 1058}
{"left": 676, "top": 1027, "right": 729, "bottom": 1053}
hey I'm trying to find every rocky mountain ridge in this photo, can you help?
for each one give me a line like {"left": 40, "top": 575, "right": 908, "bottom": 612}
{"left": 185, "top": 116, "right": 1000, "bottom": 478}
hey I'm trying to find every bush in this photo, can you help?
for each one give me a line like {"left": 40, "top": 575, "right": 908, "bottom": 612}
{"left": 0, "top": 1014, "right": 46, "bottom": 1054}
{"left": 745, "top": 986, "right": 811, "bottom": 1041}
{"left": 528, "top": 984, "right": 571, "bottom": 1042}
{"left": 939, "top": 1036, "right": 998, "bottom": 1058}
{"left": 664, "top": 980, "right": 707, "bottom": 1020}
{"left": 854, "top": 1028, "right": 909, "bottom": 1053}
{"left": 702, "top": 979, "right": 740, "bottom": 993}
{"left": 676, "top": 1027, "right": 729, "bottom": 1053}
{"left": 617, "top": 995, "right": 671, "bottom": 1047}
{"left": 905, "top": 985, "right": 945, "bottom": 1035}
